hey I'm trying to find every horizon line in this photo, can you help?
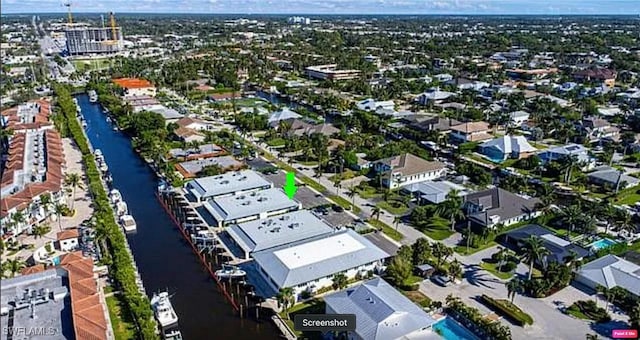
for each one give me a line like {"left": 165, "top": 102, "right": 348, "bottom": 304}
{"left": 3, "top": 12, "right": 640, "bottom": 16}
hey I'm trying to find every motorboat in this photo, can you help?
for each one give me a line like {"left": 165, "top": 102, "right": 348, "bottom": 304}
{"left": 88, "top": 90, "right": 98, "bottom": 103}
{"left": 150, "top": 292, "right": 182, "bottom": 340}
{"left": 100, "top": 163, "right": 108, "bottom": 172}
{"left": 106, "top": 116, "right": 112, "bottom": 123}
{"left": 115, "top": 201, "right": 128, "bottom": 216}
{"left": 109, "top": 189, "right": 122, "bottom": 203}
{"left": 120, "top": 214, "right": 137, "bottom": 232}
{"left": 95, "top": 149, "right": 102, "bottom": 157}
{"left": 215, "top": 265, "right": 246, "bottom": 279}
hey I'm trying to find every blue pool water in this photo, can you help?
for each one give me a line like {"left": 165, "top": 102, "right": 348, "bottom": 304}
{"left": 433, "top": 317, "right": 480, "bottom": 340}
{"left": 52, "top": 256, "right": 61, "bottom": 265}
{"left": 589, "top": 238, "right": 618, "bottom": 251}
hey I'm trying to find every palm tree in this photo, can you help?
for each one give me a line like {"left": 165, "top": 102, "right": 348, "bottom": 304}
{"left": 617, "top": 211, "right": 636, "bottom": 237}
{"left": 431, "top": 242, "right": 453, "bottom": 270}
{"left": 393, "top": 216, "right": 401, "bottom": 232}
{"left": 371, "top": 206, "right": 382, "bottom": 222}
{"left": 629, "top": 302, "right": 640, "bottom": 330}
{"left": 559, "top": 204, "right": 582, "bottom": 235}
{"left": 333, "top": 177, "right": 342, "bottom": 194}
{"left": 64, "top": 173, "right": 84, "bottom": 211}
{"left": 495, "top": 247, "right": 509, "bottom": 272}
{"left": 601, "top": 203, "right": 617, "bottom": 235}
{"left": 560, "top": 155, "right": 580, "bottom": 184}
{"left": 276, "top": 287, "right": 295, "bottom": 319}
{"left": 332, "top": 273, "right": 348, "bottom": 290}
{"left": 3, "top": 258, "right": 25, "bottom": 278}
{"left": 505, "top": 278, "right": 523, "bottom": 303}
{"left": 32, "top": 224, "right": 50, "bottom": 240}
{"left": 53, "top": 203, "right": 66, "bottom": 231}
{"left": 521, "top": 236, "right": 550, "bottom": 280}
{"left": 435, "top": 190, "right": 465, "bottom": 232}
{"left": 39, "top": 193, "right": 52, "bottom": 218}
{"left": 448, "top": 260, "right": 463, "bottom": 282}
{"left": 11, "top": 211, "right": 27, "bottom": 235}
{"left": 347, "top": 186, "right": 358, "bottom": 209}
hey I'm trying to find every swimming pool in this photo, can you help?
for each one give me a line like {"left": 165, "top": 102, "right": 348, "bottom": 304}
{"left": 433, "top": 317, "right": 480, "bottom": 340}
{"left": 589, "top": 238, "right": 618, "bottom": 251}
{"left": 52, "top": 256, "right": 61, "bottom": 265}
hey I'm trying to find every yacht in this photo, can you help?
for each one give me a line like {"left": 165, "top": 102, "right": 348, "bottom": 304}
{"left": 95, "top": 149, "right": 103, "bottom": 157}
{"left": 88, "top": 90, "right": 98, "bottom": 103}
{"left": 100, "top": 163, "right": 109, "bottom": 173}
{"left": 120, "top": 214, "right": 137, "bottom": 232}
{"left": 151, "top": 292, "right": 182, "bottom": 340}
{"left": 115, "top": 201, "right": 128, "bottom": 216}
{"left": 215, "top": 265, "right": 246, "bottom": 279}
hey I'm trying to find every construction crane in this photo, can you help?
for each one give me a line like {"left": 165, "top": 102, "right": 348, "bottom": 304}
{"left": 63, "top": 0, "right": 73, "bottom": 25}
{"left": 102, "top": 12, "right": 120, "bottom": 46}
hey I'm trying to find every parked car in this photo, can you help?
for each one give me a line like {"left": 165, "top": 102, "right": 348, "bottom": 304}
{"left": 332, "top": 204, "right": 345, "bottom": 212}
{"left": 432, "top": 275, "right": 452, "bottom": 287}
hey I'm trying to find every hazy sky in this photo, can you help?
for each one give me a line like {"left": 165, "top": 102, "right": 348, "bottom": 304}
{"left": 1, "top": 0, "right": 639, "bottom": 15}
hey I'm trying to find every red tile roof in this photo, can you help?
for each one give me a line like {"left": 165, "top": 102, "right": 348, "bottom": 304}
{"left": 113, "top": 78, "right": 154, "bottom": 89}
{"left": 57, "top": 228, "right": 80, "bottom": 240}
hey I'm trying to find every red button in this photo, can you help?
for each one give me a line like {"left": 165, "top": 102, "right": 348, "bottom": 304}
{"left": 612, "top": 329, "right": 638, "bottom": 339}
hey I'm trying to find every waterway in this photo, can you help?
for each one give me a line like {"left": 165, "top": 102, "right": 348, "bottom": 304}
{"left": 77, "top": 94, "right": 279, "bottom": 340}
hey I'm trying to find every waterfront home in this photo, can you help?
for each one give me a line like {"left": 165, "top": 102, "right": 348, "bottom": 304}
{"left": 173, "top": 126, "right": 206, "bottom": 143}
{"left": 587, "top": 166, "right": 640, "bottom": 190}
{"left": 1, "top": 99, "right": 52, "bottom": 132}
{"left": 324, "top": 278, "right": 438, "bottom": 340}
{"left": 284, "top": 118, "right": 340, "bottom": 137}
{"left": 464, "top": 188, "right": 541, "bottom": 229}
{"left": 185, "top": 170, "right": 272, "bottom": 202}
{"left": 479, "top": 135, "right": 536, "bottom": 162}
{"left": 253, "top": 229, "right": 389, "bottom": 301}
{"left": 501, "top": 224, "right": 589, "bottom": 265}
{"left": 204, "top": 188, "right": 301, "bottom": 228}
{"left": 575, "top": 255, "right": 640, "bottom": 296}
{"left": 449, "top": 121, "right": 492, "bottom": 143}
{"left": 372, "top": 153, "right": 446, "bottom": 189}
{"left": 0, "top": 252, "right": 110, "bottom": 340}
{"left": 168, "top": 144, "right": 227, "bottom": 161}
{"left": 175, "top": 117, "right": 218, "bottom": 131}
{"left": 175, "top": 155, "right": 244, "bottom": 179}
{"left": 57, "top": 229, "right": 80, "bottom": 252}
{"left": 268, "top": 108, "right": 302, "bottom": 125}
{"left": 225, "top": 210, "right": 334, "bottom": 260}
{"left": 113, "top": 78, "right": 157, "bottom": 97}
{"left": 537, "top": 143, "right": 595, "bottom": 170}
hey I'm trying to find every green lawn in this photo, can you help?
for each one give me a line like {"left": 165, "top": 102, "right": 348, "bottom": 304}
{"left": 105, "top": 295, "right": 136, "bottom": 340}
{"left": 279, "top": 299, "right": 326, "bottom": 340}
{"left": 481, "top": 261, "right": 515, "bottom": 280}
{"left": 266, "top": 138, "right": 287, "bottom": 147}
{"left": 421, "top": 225, "right": 455, "bottom": 241}
{"left": 234, "top": 98, "right": 268, "bottom": 107}
{"left": 377, "top": 201, "right": 409, "bottom": 215}
{"left": 454, "top": 241, "right": 498, "bottom": 255}
{"left": 368, "top": 219, "right": 403, "bottom": 241}
{"left": 71, "top": 58, "right": 112, "bottom": 71}
{"left": 356, "top": 185, "right": 383, "bottom": 199}
{"left": 402, "top": 290, "right": 432, "bottom": 308}
{"left": 300, "top": 176, "right": 328, "bottom": 193}
{"left": 328, "top": 195, "right": 361, "bottom": 214}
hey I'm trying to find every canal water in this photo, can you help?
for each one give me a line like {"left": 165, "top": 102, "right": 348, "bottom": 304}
{"left": 77, "top": 94, "right": 279, "bottom": 340}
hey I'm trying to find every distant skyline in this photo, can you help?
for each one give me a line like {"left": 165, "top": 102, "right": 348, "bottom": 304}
{"left": 1, "top": 0, "right": 639, "bottom": 15}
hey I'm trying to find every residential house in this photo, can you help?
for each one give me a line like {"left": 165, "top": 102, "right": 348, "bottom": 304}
{"left": 252, "top": 229, "right": 388, "bottom": 300}
{"left": 587, "top": 166, "right": 640, "bottom": 190}
{"left": 356, "top": 98, "right": 395, "bottom": 112}
{"left": 373, "top": 153, "right": 446, "bottom": 189}
{"left": 268, "top": 108, "right": 302, "bottom": 125}
{"left": 174, "top": 126, "right": 206, "bottom": 143}
{"left": 464, "top": 188, "right": 541, "bottom": 229}
{"left": 305, "top": 64, "right": 361, "bottom": 81}
{"left": 579, "top": 117, "right": 620, "bottom": 142}
{"left": 479, "top": 135, "right": 537, "bottom": 162}
{"left": 537, "top": 143, "right": 595, "bottom": 169}
{"left": 447, "top": 78, "right": 490, "bottom": 91}
{"left": 506, "top": 68, "right": 558, "bottom": 80}
{"left": 284, "top": 119, "right": 339, "bottom": 137}
{"left": 573, "top": 68, "right": 617, "bottom": 88}
{"left": 501, "top": 224, "right": 589, "bottom": 265}
{"left": 175, "top": 117, "right": 218, "bottom": 131}
{"left": 113, "top": 78, "right": 157, "bottom": 97}
{"left": 175, "top": 155, "right": 244, "bottom": 179}
{"left": 575, "top": 255, "right": 640, "bottom": 296}
{"left": 207, "top": 92, "right": 237, "bottom": 102}
{"left": 168, "top": 144, "right": 227, "bottom": 161}
{"left": 402, "top": 115, "right": 461, "bottom": 133}
{"left": 508, "top": 110, "right": 530, "bottom": 126}
{"left": 324, "top": 278, "right": 439, "bottom": 340}
{"left": 57, "top": 229, "right": 80, "bottom": 252}
{"left": 402, "top": 180, "right": 467, "bottom": 204}
{"left": 449, "top": 121, "right": 492, "bottom": 143}
{"left": 415, "top": 88, "right": 456, "bottom": 105}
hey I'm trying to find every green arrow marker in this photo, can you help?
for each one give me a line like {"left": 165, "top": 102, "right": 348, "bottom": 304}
{"left": 283, "top": 172, "right": 298, "bottom": 200}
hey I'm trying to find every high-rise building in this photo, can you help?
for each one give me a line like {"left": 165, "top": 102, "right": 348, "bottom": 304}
{"left": 64, "top": 26, "right": 123, "bottom": 55}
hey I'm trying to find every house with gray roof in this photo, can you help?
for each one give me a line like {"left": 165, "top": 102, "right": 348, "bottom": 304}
{"left": 480, "top": 135, "right": 537, "bottom": 162}
{"left": 501, "top": 224, "right": 589, "bottom": 265}
{"left": 253, "top": 229, "right": 388, "bottom": 301}
{"left": 464, "top": 188, "right": 541, "bottom": 229}
{"left": 185, "top": 170, "right": 272, "bottom": 202}
{"left": 537, "top": 143, "right": 595, "bottom": 170}
{"left": 226, "top": 210, "right": 334, "bottom": 259}
{"left": 402, "top": 180, "right": 467, "bottom": 204}
{"left": 575, "top": 255, "right": 640, "bottom": 296}
{"left": 587, "top": 166, "right": 640, "bottom": 190}
{"left": 268, "top": 108, "right": 302, "bottom": 125}
{"left": 324, "top": 278, "right": 439, "bottom": 340}
{"left": 204, "top": 188, "right": 301, "bottom": 228}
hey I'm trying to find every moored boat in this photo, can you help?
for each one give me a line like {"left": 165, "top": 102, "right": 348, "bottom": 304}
{"left": 120, "top": 214, "right": 137, "bottom": 232}
{"left": 109, "top": 189, "right": 122, "bottom": 203}
{"left": 215, "top": 265, "right": 246, "bottom": 279}
{"left": 88, "top": 90, "right": 98, "bottom": 103}
{"left": 151, "top": 291, "right": 182, "bottom": 340}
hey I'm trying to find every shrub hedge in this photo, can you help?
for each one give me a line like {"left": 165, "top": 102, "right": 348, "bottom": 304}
{"left": 54, "top": 85, "right": 158, "bottom": 339}
{"left": 480, "top": 294, "right": 534, "bottom": 326}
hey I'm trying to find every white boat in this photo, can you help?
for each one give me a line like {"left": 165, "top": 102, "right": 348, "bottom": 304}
{"left": 120, "top": 214, "right": 137, "bottom": 232}
{"left": 106, "top": 117, "right": 112, "bottom": 123}
{"left": 150, "top": 292, "right": 182, "bottom": 340}
{"left": 109, "top": 189, "right": 122, "bottom": 203}
{"left": 115, "top": 201, "right": 128, "bottom": 216}
{"left": 95, "top": 149, "right": 102, "bottom": 156}
{"left": 113, "top": 126, "right": 119, "bottom": 131}
{"left": 100, "top": 163, "right": 108, "bottom": 172}
{"left": 82, "top": 121, "right": 87, "bottom": 128}
{"left": 88, "top": 90, "right": 98, "bottom": 103}
{"left": 215, "top": 265, "right": 246, "bottom": 279}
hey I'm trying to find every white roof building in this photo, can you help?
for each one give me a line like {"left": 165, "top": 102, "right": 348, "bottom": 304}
{"left": 480, "top": 135, "right": 536, "bottom": 160}
{"left": 185, "top": 170, "right": 272, "bottom": 202}
{"left": 268, "top": 108, "right": 302, "bottom": 124}
{"left": 204, "top": 188, "right": 301, "bottom": 227}
{"left": 575, "top": 255, "right": 640, "bottom": 296}
{"left": 357, "top": 98, "right": 395, "bottom": 112}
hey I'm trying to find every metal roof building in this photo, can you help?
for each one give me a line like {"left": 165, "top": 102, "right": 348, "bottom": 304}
{"left": 252, "top": 229, "right": 389, "bottom": 293}
{"left": 204, "top": 188, "right": 301, "bottom": 227}
{"left": 185, "top": 170, "right": 272, "bottom": 202}
{"left": 226, "top": 210, "right": 334, "bottom": 259}
{"left": 324, "top": 278, "right": 439, "bottom": 340}
{"left": 575, "top": 255, "right": 640, "bottom": 296}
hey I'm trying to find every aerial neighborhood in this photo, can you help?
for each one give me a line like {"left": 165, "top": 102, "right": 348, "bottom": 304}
{"left": 1, "top": 5, "right": 640, "bottom": 340}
